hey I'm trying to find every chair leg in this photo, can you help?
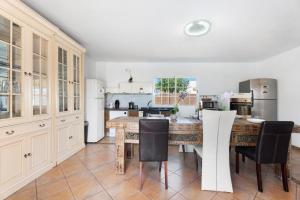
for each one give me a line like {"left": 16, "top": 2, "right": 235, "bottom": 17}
{"left": 139, "top": 162, "right": 144, "bottom": 191}
{"left": 256, "top": 163, "right": 263, "bottom": 192}
{"left": 182, "top": 145, "right": 185, "bottom": 159}
{"left": 281, "top": 163, "right": 289, "bottom": 192}
{"left": 164, "top": 161, "right": 168, "bottom": 190}
{"left": 193, "top": 149, "right": 198, "bottom": 171}
{"left": 242, "top": 155, "right": 245, "bottom": 162}
{"left": 236, "top": 152, "right": 239, "bottom": 174}
{"left": 159, "top": 162, "right": 162, "bottom": 172}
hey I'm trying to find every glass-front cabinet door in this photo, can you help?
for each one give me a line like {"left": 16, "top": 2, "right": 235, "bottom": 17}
{"left": 73, "top": 54, "right": 80, "bottom": 111}
{"left": 0, "top": 15, "right": 22, "bottom": 119}
{"left": 57, "top": 47, "right": 68, "bottom": 112}
{"left": 32, "top": 33, "right": 48, "bottom": 115}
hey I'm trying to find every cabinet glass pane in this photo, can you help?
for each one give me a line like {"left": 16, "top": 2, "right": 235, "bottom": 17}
{"left": 41, "top": 96, "right": 47, "bottom": 114}
{"left": 63, "top": 50, "right": 67, "bottom": 65}
{"left": 12, "top": 23, "right": 21, "bottom": 47}
{"left": 41, "top": 58, "right": 47, "bottom": 76}
{"left": 0, "top": 16, "right": 10, "bottom": 43}
{"left": 33, "top": 95, "right": 40, "bottom": 115}
{"left": 58, "top": 64, "right": 63, "bottom": 79}
{"left": 12, "top": 47, "right": 21, "bottom": 70}
{"left": 0, "top": 68, "right": 9, "bottom": 93}
{"left": 0, "top": 95, "right": 9, "bottom": 119}
{"left": 12, "top": 71, "right": 21, "bottom": 94}
{"left": 59, "top": 96, "right": 63, "bottom": 112}
{"left": 64, "top": 97, "right": 68, "bottom": 111}
{"left": 41, "top": 38, "right": 47, "bottom": 58}
{"left": 33, "top": 75, "right": 40, "bottom": 96}
{"left": 0, "top": 42, "right": 9, "bottom": 68}
{"left": 58, "top": 48, "right": 62, "bottom": 63}
{"left": 63, "top": 65, "right": 67, "bottom": 80}
{"left": 63, "top": 81, "right": 67, "bottom": 96}
{"left": 41, "top": 78, "right": 47, "bottom": 96}
{"left": 76, "top": 57, "right": 80, "bottom": 83}
{"left": 12, "top": 95, "right": 21, "bottom": 117}
{"left": 58, "top": 80, "right": 63, "bottom": 96}
{"left": 33, "top": 34, "right": 40, "bottom": 54}
{"left": 33, "top": 54, "right": 40, "bottom": 74}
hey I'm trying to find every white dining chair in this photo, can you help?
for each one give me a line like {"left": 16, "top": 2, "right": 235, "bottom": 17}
{"left": 194, "top": 110, "right": 236, "bottom": 193}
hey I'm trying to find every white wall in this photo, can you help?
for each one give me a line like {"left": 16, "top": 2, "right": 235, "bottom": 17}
{"left": 94, "top": 62, "right": 257, "bottom": 116}
{"left": 256, "top": 47, "right": 300, "bottom": 124}
{"left": 97, "top": 62, "right": 256, "bottom": 95}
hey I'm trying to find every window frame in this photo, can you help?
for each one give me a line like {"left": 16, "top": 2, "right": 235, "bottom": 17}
{"left": 153, "top": 77, "right": 198, "bottom": 106}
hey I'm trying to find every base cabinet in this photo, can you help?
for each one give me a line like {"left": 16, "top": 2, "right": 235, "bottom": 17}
{"left": 57, "top": 115, "right": 84, "bottom": 163}
{"left": 0, "top": 121, "right": 52, "bottom": 199}
{"left": 0, "top": 138, "right": 26, "bottom": 194}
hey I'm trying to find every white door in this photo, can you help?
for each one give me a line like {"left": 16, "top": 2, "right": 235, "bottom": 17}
{"left": 0, "top": 138, "right": 25, "bottom": 190}
{"left": 57, "top": 125, "right": 70, "bottom": 157}
{"left": 27, "top": 130, "right": 50, "bottom": 174}
{"left": 69, "top": 121, "right": 83, "bottom": 148}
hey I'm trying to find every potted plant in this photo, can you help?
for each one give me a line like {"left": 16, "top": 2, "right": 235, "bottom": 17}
{"left": 170, "top": 92, "right": 188, "bottom": 121}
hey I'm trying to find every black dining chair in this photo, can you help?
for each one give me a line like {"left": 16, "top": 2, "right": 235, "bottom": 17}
{"left": 139, "top": 119, "right": 169, "bottom": 190}
{"left": 235, "top": 121, "right": 294, "bottom": 192}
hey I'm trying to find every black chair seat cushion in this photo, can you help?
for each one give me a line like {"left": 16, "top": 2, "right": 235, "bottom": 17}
{"left": 235, "top": 146, "right": 256, "bottom": 160}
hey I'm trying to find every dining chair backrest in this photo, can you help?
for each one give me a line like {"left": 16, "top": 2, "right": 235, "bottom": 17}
{"left": 139, "top": 119, "right": 169, "bottom": 162}
{"left": 202, "top": 110, "right": 236, "bottom": 192}
{"left": 256, "top": 121, "right": 294, "bottom": 164}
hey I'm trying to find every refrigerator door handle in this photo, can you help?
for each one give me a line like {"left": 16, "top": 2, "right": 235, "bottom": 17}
{"left": 251, "top": 90, "right": 254, "bottom": 107}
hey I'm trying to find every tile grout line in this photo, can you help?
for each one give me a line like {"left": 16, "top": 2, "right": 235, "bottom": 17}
{"left": 78, "top": 154, "right": 115, "bottom": 200}
{"left": 59, "top": 165, "right": 77, "bottom": 200}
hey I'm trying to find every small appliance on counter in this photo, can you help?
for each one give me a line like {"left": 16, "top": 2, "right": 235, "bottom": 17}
{"left": 230, "top": 93, "right": 252, "bottom": 118}
{"left": 114, "top": 100, "right": 120, "bottom": 109}
{"left": 199, "top": 95, "right": 219, "bottom": 110}
{"left": 129, "top": 101, "right": 135, "bottom": 109}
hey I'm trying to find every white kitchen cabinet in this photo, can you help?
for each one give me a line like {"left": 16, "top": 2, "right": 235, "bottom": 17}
{"left": 117, "top": 82, "right": 153, "bottom": 94}
{"left": 56, "top": 114, "right": 84, "bottom": 163}
{"left": 0, "top": 138, "right": 26, "bottom": 193}
{"left": 27, "top": 129, "right": 51, "bottom": 175}
{"left": 0, "top": 1, "right": 86, "bottom": 198}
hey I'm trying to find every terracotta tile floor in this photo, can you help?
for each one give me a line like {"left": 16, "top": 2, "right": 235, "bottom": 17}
{"left": 6, "top": 143, "right": 300, "bottom": 200}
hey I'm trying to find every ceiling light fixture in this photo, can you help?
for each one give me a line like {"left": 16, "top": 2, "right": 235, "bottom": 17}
{"left": 184, "top": 20, "right": 211, "bottom": 37}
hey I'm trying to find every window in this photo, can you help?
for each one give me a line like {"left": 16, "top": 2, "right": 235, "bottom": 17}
{"left": 154, "top": 77, "right": 197, "bottom": 105}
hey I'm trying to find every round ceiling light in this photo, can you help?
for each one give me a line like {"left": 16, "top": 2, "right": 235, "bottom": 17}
{"left": 184, "top": 20, "right": 211, "bottom": 36}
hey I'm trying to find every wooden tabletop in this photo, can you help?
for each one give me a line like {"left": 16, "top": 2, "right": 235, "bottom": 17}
{"left": 106, "top": 116, "right": 300, "bottom": 134}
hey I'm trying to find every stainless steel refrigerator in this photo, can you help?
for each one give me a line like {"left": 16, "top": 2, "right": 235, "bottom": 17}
{"left": 239, "top": 78, "right": 277, "bottom": 121}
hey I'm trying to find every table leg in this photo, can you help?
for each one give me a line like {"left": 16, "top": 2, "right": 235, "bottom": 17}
{"left": 115, "top": 128, "right": 125, "bottom": 174}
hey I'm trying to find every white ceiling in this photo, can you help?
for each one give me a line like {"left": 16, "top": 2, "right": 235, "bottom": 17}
{"left": 23, "top": 0, "right": 300, "bottom": 62}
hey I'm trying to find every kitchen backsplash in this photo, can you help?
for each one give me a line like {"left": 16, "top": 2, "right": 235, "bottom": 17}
{"left": 105, "top": 94, "right": 152, "bottom": 108}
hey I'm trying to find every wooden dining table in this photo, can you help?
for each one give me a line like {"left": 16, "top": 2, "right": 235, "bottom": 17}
{"left": 106, "top": 116, "right": 300, "bottom": 175}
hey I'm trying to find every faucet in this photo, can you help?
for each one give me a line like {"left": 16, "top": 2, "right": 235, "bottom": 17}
{"left": 147, "top": 100, "right": 152, "bottom": 108}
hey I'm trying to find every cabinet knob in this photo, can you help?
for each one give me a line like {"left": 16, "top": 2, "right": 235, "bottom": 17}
{"left": 39, "top": 124, "right": 46, "bottom": 127}
{"left": 5, "top": 130, "right": 15, "bottom": 135}
{"left": 28, "top": 153, "right": 32, "bottom": 157}
{"left": 69, "top": 136, "right": 73, "bottom": 139}
{"left": 28, "top": 72, "right": 32, "bottom": 77}
{"left": 24, "top": 72, "right": 27, "bottom": 76}
{"left": 24, "top": 154, "right": 28, "bottom": 158}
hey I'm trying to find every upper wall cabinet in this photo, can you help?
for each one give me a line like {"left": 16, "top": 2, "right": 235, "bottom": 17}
{"left": 56, "top": 42, "right": 83, "bottom": 115}
{"left": 0, "top": 14, "right": 23, "bottom": 120}
{"left": 32, "top": 33, "right": 49, "bottom": 116}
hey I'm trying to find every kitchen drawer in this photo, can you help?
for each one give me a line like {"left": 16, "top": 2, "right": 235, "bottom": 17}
{"left": 56, "top": 114, "right": 83, "bottom": 126}
{"left": 0, "top": 120, "right": 51, "bottom": 139}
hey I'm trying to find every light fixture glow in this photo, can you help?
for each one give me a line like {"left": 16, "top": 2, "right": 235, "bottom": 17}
{"left": 184, "top": 20, "right": 211, "bottom": 36}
